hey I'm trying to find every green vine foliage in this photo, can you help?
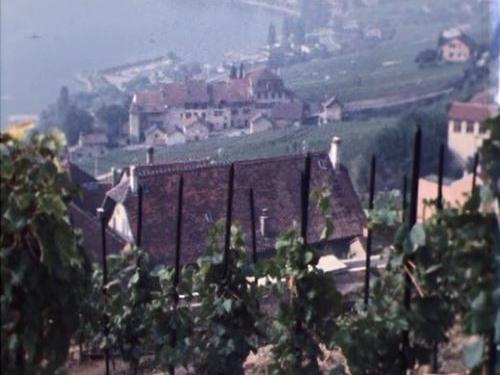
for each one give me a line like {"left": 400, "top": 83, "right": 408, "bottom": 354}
{"left": 190, "top": 221, "right": 261, "bottom": 375}
{"left": 264, "top": 189, "right": 343, "bottom": 374}
{"left": 148, "top": 263, "right": 194, "bottom": 370}
{"left": 1, "top": 130, "right": 91, "bottom": 374}
{"left": 102, "top": 247, "right": 157, "bottom": 374}
{"left": 337, "top": 116, "right": 500, "bottom": 374}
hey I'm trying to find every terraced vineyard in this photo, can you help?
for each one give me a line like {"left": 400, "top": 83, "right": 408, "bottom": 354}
{"left": 282, "top": 0, "right": 492, "bottom": 103}
{"left": 79, "top": 116, "right": 398, "bottom": 188}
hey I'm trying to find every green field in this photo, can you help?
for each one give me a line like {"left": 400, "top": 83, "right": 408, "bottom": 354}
{"left": 80, "top": 117, "right": 398, "bottom": 190}
{"left": 282, "top": 0, "right": 492, "bottom": 103}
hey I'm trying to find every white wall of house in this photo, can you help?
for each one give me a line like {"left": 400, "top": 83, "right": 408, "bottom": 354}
{"left": 166, "top": 132, "right": 186, "bottom": 145}
{"left": 109, "top": 203, "right": 134, "bottom": 242}
{"left": 447, "top": 119, "right": 489, "bottom": 162}
{"left": 319, "top": 104, "right": 342, "bottom": 125}
{"left": 440, "top": 39, "right": 471, "bottom": 62}
{"left": 250, "top": 116, "right": 274, "bottom": 133}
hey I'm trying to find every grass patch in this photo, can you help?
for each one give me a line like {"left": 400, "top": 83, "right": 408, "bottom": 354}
{"left": 79, "top": 117, "right": 398, "bottom": 191}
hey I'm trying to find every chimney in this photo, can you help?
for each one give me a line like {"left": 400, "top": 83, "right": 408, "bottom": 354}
{"left": 329, "top": 137, "right": 341, "bottom": 169}
{"left": 259, "top": 208, "right": 269, "bottom": 237}
{"left": 111, "top": 167, "right": 119, "bottom": 186}
{"left": 146, "top": 146, "right": 154, "bottom": 165}
{"left": 129, "top": 165, "right": 138, "bottom": 193}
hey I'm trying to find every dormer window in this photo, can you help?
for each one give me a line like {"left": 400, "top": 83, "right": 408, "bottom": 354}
{"left": 204, "top": 210, "right": 214, "bottom": 223}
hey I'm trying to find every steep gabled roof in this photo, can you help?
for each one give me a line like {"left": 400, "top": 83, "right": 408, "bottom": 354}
{"left": 245, "top": 67, "right": 281, "bottom": 82}
{"left": 69, "top": 203, "right": 126, "bottom": 261}
{"left": 448, "top": 101, "right": 498, "bottom": 122}
{"left": 106, "top": 153, "right": 365, "bottom": 265}
{"left": 65, "top": 162, "right": 110, "bottom": 215}
{"left": 438, "top": 29, "right": 476, "bottom": 49}
{"left": 322, "top": 96, "right": 343, "bottom": 108}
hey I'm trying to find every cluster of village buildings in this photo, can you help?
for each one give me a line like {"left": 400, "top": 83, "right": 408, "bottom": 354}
{"left": 128, "top": 67, "right": 306, "bottom": 145}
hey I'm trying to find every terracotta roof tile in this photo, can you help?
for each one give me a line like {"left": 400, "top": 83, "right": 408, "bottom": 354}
{"left": 448, "top": 101, "right": 498, "bottom": 123}
{"left": 271, "top": 102, "right": 304, "bottom": 122}
{"left": 107, "top": 153, "right": 365, "bottom": 265}
{"left": 69, "top": 203, "right": 126, "bottom": 261}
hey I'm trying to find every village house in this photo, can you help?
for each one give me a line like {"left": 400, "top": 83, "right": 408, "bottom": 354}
{"left": 249, "top": 113, "right": 275, "bottom": 133}
{"left": 144, "top": 125, "right": 168, "bottom": 146}
{"left": 183, "top": 118, "right": 212, "bottom": 142}
{"left": 438, "top": 28, "right": 475, "bottom": 63}
{"left": 271, "top": 102, "right": 304, "bottom": 128}
{"left": 68, "top": 132, "right": 108, "bottom": 162}
{"left": 318, "top": 96, "right": 343, "bottom": 125}
{"left": 144, "top": 125, "right": 186, "bottom": 146}
{"left": 129, "top": 67, "right": 302, "bottom": 143}
{"left": 447, "top": 99, "right": 497, "bottom": 163}
{"left": 98, "top": 138, "right": 365, "bottom": 265}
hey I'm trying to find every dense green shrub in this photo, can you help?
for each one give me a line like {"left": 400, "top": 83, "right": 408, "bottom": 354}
{"left": 1, "top": 129, "right": 90, "bottom": 374}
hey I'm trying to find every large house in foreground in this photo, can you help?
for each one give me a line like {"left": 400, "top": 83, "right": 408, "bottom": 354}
{"left": 68, "top": 138, "right": 365, "bottom": 265}
{"left": 129, "top": 67, "right": 304, "bottom": 143}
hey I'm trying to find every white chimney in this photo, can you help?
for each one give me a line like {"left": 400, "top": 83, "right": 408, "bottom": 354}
{"left": 260, "top": 208, "right": 269, "bottom": 237}
{"left": 146, "top": 146, "right": 154, "bottom": 165}
{"left": 129, "top": 165, "right": 138, "bottom": 193}
{"left": 329, "top": 137, "right": 341, "bottom": 169}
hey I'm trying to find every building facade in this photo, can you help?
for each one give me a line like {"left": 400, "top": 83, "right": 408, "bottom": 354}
{"left": 129, "top": 68, "right": 303, "bottom": 143}
{"left": 438, "top": 29, "right": 474, "bottom": 63}
{"left": 447, "top": 101, "right": 497, "bottom": 163}
{"left": 318, "top": 96, "right": 343, "bottom": 125}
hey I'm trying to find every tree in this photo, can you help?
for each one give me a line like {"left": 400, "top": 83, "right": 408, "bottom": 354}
{"left": 229, "top": 65, "right": 238, "bottom": 80}
{"left": 95, "top": 104, "right": 128, "bottom": 142}
{"left": 292, "top": 19, "right": 306, "bottom": 46}
{"left": 62, "top": 106, "right": 94, "bottom": 145}
{"left": 1, "top": 128, "right": 91, "bottom": 374}
{"left": 358, "top": 110, "right": 462, "bottom": 191}
{"left": 491, "top": 22, "right": 500, "bottom": 59}
{"left": 267, "top": 23, "right": 277, "bottom": 47}
{"left": 281, "top": 17, "right": 291, "bottom": 46}
{"left": 56, "top": 86, "right": 70, "bottom": 123}
{"left": 415, "top": 49, "right": 439, "bottom": 68}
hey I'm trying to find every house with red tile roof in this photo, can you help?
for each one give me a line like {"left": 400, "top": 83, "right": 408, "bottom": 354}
{"left": 129, "top": 67, "right": 302, "bottom": 143}
{"left": 447, "top": 100, "right": 497, "bottom": 163}
{"left": 65, "top": 162, "right": 127, "bottom": 261}
{"left": 438, "top": 28, "right": 476, "bottom": 63}
{"left": 102, "top": 138, "right": 365, "bottom": 265}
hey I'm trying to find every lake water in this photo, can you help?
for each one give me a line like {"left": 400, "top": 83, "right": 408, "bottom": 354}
{"left": 0, "top": 0, "right": 283, "bottom": 126}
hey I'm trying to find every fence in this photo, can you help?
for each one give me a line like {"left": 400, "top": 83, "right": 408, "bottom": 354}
{"left": 96, "top": 128, "right": 485, "bottom": 375}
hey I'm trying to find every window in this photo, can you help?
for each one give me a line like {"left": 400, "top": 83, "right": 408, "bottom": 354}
{"left": 479, "top": 124, "right": 487, "bottom": 134}
{"left": 243, "top": 108, "right": 250, "bottom": 114}
{"left": 466, "top": 122, "right": 474, "bottom": 133}
{"left": 202, "top": 112, "right": 206, "bottom": 118}
{"left": 231, "top": 109, "right": 238, "bottom": 115}
{"left": 185, "top": 112, "right": 192, "bottom": 119}
{"left": 453, "top": 121, "right": 461, "bottom": 132}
